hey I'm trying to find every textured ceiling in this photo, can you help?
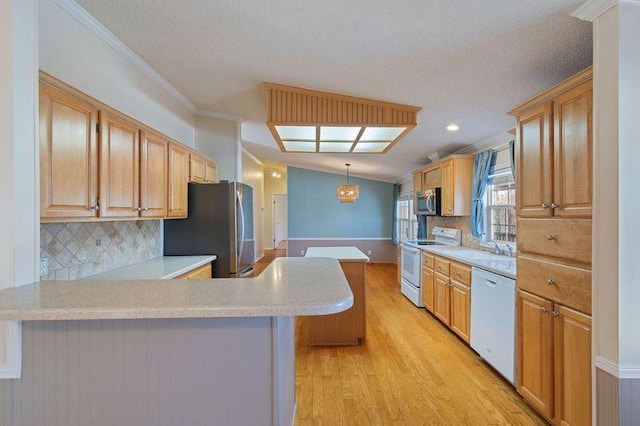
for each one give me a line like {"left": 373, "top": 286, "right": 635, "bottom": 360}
{"left": 76, "top": 0, "right": 592, "bottom": 182}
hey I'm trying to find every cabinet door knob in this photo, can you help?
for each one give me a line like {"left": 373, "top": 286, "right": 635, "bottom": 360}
{"left": 142, "top": 207, "right": 149, "bottom": 211}
{"left": 551, "top": 202, "right": 558, "bottom": 209}
{"left": 552, "top": 311, "right": 559, "bottom": 318}
{"left": 456, "top": 272, "right": 462, "bottom": 277}
{"left": 447, "top": 207, "right": 453, "bottom": 211}
{"left": 547, "top": 234, "right": 554, "bottom": 240}
{"left": 89, "top": 205, "right": 98, "bottom": 211}
{"left": 541, "top": 307, "right": 549, "bottom": 313}
{"left": 546, "top": 278, "right": 556, "bottom": 286}
{"left": 541, "top": 203, "right": 549, "bottom": 209}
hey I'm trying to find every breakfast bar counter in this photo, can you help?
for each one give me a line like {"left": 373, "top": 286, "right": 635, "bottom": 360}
{"left": 0, "top": 257, "right": 352, "bottom": 426}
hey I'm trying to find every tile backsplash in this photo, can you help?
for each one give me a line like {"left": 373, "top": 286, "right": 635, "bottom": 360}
{"left": 40, "top": 221, "right": 161, "bottom": 280}
{"left": 428, "top": 216, "right": 486, "bottom": 251}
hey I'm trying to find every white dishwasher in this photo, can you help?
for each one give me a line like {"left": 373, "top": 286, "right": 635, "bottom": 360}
{"left": 470, "top": 267, "right": 516, "bottom": 384}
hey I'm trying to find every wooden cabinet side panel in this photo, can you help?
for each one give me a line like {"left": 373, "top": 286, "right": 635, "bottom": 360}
{"left": 39, "top": 82, "right": 99, "bottom": 220}
{"left": 517, "top": 290, "right": 554, "bottom": 420}
{"left": 452, "top": 158, "right": 473, "bottom": 216}
{"left": 140, "top": 131, "right": 168, "bottom": 218}
{"left": 553, "top": 80, "right": 593, "bottom": 218}
{"left": 167, "top": 143, "right": 189, "bottom": 218}
{"left": 554, "top": 305, "right": 592, "bottom": 426}
{"left": 99, "top": 112, "right": 140, "bottom": 218}
{"left": 516, "top": 103, "right": 553, "bottom": 218}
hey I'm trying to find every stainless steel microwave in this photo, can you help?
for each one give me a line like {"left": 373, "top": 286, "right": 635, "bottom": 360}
{"left": 416, "top": 188, "right": 441, "bottom": 215}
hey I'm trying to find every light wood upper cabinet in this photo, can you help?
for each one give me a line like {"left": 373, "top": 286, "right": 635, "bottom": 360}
{"left": 99, "top": 112, "right": 140, "bottom": 218}
{"left": 168, "top": 143, "right": 189, "bottom": 218}
{"left": 554, "top": 304, "right": 591, "bottom": 426}
{"left": 140, "top": 130, "right": 168, "bottom": 218}
{"left": 189, "top": 153, "right": 206, "bottom": 183}
{"left": 412, "top": 171, "right": 422, "bottom": 215}
{"left": 40, "top": 82, "right": 99, "bottom": 221}
{"left": 440, "top": 157, "right": 473, "bottom": 216}
{"left": 513, "top": 70, "right": 592, "bottom": 219}
{"left": 553, "top": 80, "right": 593, "bottom": 218}
{"left": 205, "top": 160, "right": 218, "bottom": 183}
{"left": 515, "top": 102, "right": 554, "bottom": 218}
{"left": 423, "top": 167, "right": 441, "bottom": 189}
{"left": 517, "top": 290, "right": 555, "bottom": 420}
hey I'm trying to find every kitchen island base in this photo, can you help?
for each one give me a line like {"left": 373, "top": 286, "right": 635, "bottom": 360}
{"left": 0, "top": 316, "right": 295, "bottom": 426}
{"left": 308, "top": 260, "right": 366, "bottom": 345}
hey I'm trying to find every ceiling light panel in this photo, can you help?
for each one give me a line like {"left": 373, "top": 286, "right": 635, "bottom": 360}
{"left": 275, "top": 125, "right": 316, "bottom": 140}
{"left": 320, "top": 126, "right": 361, "bottom": 141}
{"left": 319, "top": 142, "right": 353, "bottom": 153}
{"left": 352, "top": 142, "right": 390, "bottom": 153}
{"left": 283, "top": 141, "right": 316, "bottom": 152}
{"left": 359, "top": 127, "right": 406, "bottom": 141}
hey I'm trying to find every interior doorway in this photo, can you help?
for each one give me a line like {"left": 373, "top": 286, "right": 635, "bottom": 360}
{"left": 273, "top": 194, "right": 287, "bottom": 249}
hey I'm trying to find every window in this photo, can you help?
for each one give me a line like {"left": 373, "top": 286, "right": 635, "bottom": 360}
{"left": 483, "top": 145, "right": 516, "bottom": 244}
{"left": 396, "top": 193, "right": 417, "bottom": 241}
{"left": 485, "top": 180, "right": 516, "bottom": 243}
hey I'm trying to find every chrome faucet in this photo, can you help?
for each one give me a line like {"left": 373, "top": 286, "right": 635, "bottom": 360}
{"left": 491, "top": 241, "right": 501, "bottom": 255}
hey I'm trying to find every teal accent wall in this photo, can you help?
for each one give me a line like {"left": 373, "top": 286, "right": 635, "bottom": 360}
{"left": 287, "top": 167, "right": 394, "bottom": 238}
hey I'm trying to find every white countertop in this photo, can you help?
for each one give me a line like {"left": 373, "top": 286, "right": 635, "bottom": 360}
{"left": 305, "top": 246, "right": 370, "bottom": 262}
{"left": 412, "top": 244, "right": 516, "bottom": 279}
{"left": 88, "top": 255, "right": 217, "bottom": 280}
{"left": 0, "top": 258, "right": 353, "bottom": 321}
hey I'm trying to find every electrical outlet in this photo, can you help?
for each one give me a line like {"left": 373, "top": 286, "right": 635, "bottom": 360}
{"left": 40, "top": 258, "right": 48, "bottom": 276}
{"left": 300, "top": 250, "right": 305, "bottom": 256}
{"left": 367, "top": 250, "right": 372, "bottom": 255}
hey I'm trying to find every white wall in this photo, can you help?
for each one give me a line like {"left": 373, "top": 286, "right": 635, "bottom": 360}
{"left": 195, "top": 115, "right": 239, "bottom": 182}
{"left": 263, "top": 169, "right": 287, "bottom": 250}
{"left": 0, "top": 0, "right": 16, "bottom": 370}
{"left": 242, "top": 151, "right": 265, "bottom": 262}
{"left": 616, "top": 1, "right": 640, "bottom": 367}
{"left": 38, "top": 0, "right": 196, "bottom": 146}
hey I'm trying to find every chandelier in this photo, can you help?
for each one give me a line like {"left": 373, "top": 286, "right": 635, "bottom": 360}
{"left": 337, "top": 164, "right": 359, "bottom": 203}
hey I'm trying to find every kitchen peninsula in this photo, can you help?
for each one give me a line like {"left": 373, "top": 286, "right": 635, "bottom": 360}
{"left": 0, "top": 257, "right": 353, "bottom": 426}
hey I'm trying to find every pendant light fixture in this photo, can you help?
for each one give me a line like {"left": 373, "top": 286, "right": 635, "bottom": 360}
{"left": 337, "top": 163, "right": 359, "bottom": 203}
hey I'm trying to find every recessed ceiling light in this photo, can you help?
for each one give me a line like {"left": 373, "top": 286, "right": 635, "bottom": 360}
{"left": 446, "top": 124, "right": 460, "bottom": 132}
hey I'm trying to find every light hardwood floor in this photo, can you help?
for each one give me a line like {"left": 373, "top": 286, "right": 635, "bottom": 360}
{"left": 255, "top": 253, "right": 546, "bottom": 425}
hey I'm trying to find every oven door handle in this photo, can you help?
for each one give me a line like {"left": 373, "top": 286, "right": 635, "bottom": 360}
{"left": 401, "top": 245, "right": 420, "bottom": 254}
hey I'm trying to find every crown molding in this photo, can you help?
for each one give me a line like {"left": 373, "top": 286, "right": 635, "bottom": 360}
{"left": 53, "top": 0, "right": 198, "bottom": 113}
{"left": 197, "top": 109, "right": 244, "bottom": 122}
{"left": 454, "top": 130, "right": 514, "bottom": 155}
{"left": 242, "top": 148, "right": 265, "bottom": 167}
{"left": 572, "top": 0, "right": 640, "bottom": 21}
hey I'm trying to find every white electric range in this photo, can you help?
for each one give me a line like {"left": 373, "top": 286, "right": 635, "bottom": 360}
{"left": 400, "top": 227, "right": 462, "bottom": 307}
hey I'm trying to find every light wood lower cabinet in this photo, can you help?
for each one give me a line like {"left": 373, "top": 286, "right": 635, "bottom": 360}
{"left": 309, "top": 261, "right": 366, "bottom": 345}
{"left": 433, "top": 272, "right": 451, "bottom": 325}
{"left": 176, "top": 263, "right": 212, "bottom": 279}
{"left": 421, "top": 266, "right": 434, "bottom": 312}
{"left": 450, "top": 280, "right": 471, "bottom": 343}
{"left": 517, "top": 290, "right": 591, "bottom": 425}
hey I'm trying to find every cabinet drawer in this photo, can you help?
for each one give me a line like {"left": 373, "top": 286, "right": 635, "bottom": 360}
{"left": 450, "top": 262, "right": 471, "bottom": 285}
{"left": 422, "top": 254, "right": 435, "bottom": 269}
{"left": 517, "top": 256, "right": 591, "bottom": 314}
{"left": 434, "top": 258, "right": 450, "bottom": 276}
{"left": 518, "top": 219, "right": 591, "bottom": 264}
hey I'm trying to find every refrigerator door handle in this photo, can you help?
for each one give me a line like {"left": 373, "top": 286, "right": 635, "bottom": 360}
{"left": 237, "top": 266, "right": 254, "bottom": 278}
{"left": 236, "top": 190, "right": 245, "bottom": 261}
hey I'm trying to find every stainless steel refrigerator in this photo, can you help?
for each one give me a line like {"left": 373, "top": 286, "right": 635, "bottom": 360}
{"left": 164, "top": 182, "right": 254, "bottom": 278}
